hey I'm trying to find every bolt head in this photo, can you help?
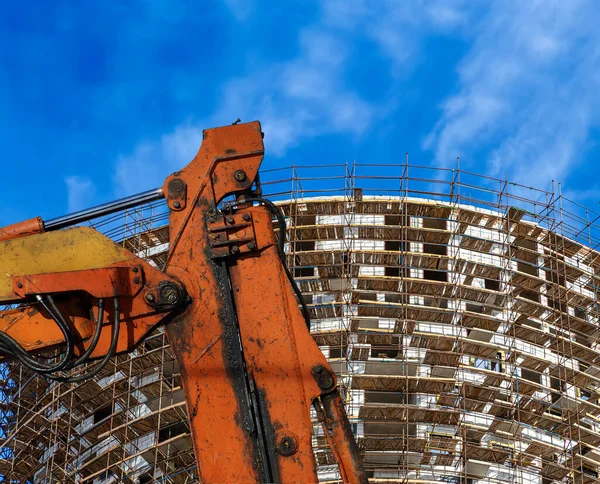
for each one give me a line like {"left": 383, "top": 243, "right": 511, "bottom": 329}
{"left": 277, "top": 434, "right": 298, "bottom": 456}
{"left": 247, "top": 242, "right": 257, "bottom": 251}
{"left": 132, "top": 267, "right": 139, "bottom": 273}
{"left": 168, "top": 178, "right": 185, "bottom": 194}
{"left": 231, "top": 245, "right": 240, "bottom": 254}
{"left": 173, "top": 201, "right": 181, "bottom": 209}
{"left": 145, "top": 293, "right": 155, "bottom": 302}
{"left": 16, "top": 282, "right": 23, "bottom": 289}
{"left": 234, "top": 170, "right": 247, "bottom": 182}
{"left": 133, "top": 277, "right": 141, "bottom": 284}
{"left": 226, "top": 216, "right": 235, "bottom": 224}
{"left": 160, "top": 284, "right": 181, "bottom": 305}
{"left": 242, "top": 213, "right": 251, "bottom": 221}
{"left": 313, "top": 365, "right": 324, "bottom": 374}
{"left": 318, "top": 373, "right": 335, "bottom": 390}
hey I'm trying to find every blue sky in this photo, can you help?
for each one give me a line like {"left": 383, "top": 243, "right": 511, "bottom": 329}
{"left": 1, "top": 0, "right": 599, "bottom": 225}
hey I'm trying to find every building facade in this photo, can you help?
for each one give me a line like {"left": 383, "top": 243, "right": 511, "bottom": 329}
{"left": 2, "top": 163, "right": 600, "bottom": 483}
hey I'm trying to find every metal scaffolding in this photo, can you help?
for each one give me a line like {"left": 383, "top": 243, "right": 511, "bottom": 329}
{"left": 3, "top": 161, "right": 600, "bottom": 483}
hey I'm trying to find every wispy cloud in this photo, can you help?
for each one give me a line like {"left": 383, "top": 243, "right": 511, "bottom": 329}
{"left": 113, "top": 0, "right": 600, "bottom": 199}
{"left": 423, "top": 0, "right": 600, "bottom": 187}
{"left": 113, "top": 0, "right": 478, "bottom": 196}
{"left": 64, "top": 176, "right": 96, "bottom": 213}
{"left": 322, "top": 0, "right": 477, "bottom": 74}
{"left": 114, "top": 4, "right": 377, "bottom": 196}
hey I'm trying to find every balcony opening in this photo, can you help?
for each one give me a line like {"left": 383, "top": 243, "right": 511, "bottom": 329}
{"left": 158, "top": 421, "right": 188, "bottom": 443}
{"left": 293, "top": 240, "right": 315, "bottom": 252}
{"left": 423, "top": 243, "right": 447, "bottom": 256}
{"left": 385, "top": 240, "right": 405, "bottom": 251}
{"left": 484, "top": 278, "right": 500, "bottom": 291}
{"left": 423, "top": 218, "right": 447, "bottom": 230}
{"left": 330, "top": 346, "right": 348, "bottom": 359}
{"left": 385, "top": 215, "right": 406, "bottom": 226}
{"left": 295, "top": 214, "right": 316, "bottom": 226}
{"left": 93, "top": 403, "right": 114, "bottom": 424}
{"left": 520, "top": 289, "right": 539, "bottom": 303}
{"left": 370, "top": 336, "right": 399, "bottom": 359}
{"left": 517, "top": 260, "right": 538, "bottom": 276}
{"left": 385, "top": 267, "right": 401, "bottom": 277}
{"left": 294, "top": 267, "right": 314, "bottom": 277}
{"left": 423, "top": 270, "right": 447, "bottom": 282}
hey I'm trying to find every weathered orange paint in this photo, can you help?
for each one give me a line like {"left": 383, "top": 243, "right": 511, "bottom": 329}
{"left": 0, "top": 121, "right": 367, "bottom": 483}
{"left": 0, "top": 216, "right": 44, "bottom": 241}
{"left": 161, "top": 121, "right": 366, "bottom": 482}
{"left": 0, "top": 248, "right": 181, "bottom": 358}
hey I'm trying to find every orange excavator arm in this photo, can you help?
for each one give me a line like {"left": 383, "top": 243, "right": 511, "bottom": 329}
{"left": 0, "top": 121, "right": 367, "bottom": 483}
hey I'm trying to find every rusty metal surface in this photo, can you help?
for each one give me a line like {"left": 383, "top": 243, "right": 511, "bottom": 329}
{"left": 0, "top": 226, "right": 182, "bottom": 357}
{"left": 160, "top": 121, "right": 365, "bottom": 482}
{"left": 0, "top": 121, "right": 366, "bottom": 483}
{"left": 0, "top": 216, "right": 44, "bottom": 241}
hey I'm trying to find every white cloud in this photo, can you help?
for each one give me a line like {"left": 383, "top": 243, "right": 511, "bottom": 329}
{"left": 321, "top": 0, "right": 477, "bottom": 74}
{"left": 113, "top": 7, "right": 380, "bottom": 196}
{"left": 114, "top": 0, "right": 480, "bottom": 197}
{"left": 115, "top": 0, "right": 599, "bottom": 199}
{"left": 114, "top": 124, "right": 204, "bottom": 196}
{"left": 423, "top": 0, "right": 600, "bottom": 187}
{"left": 64, "top": 176, "right": 96, "bottom": 213}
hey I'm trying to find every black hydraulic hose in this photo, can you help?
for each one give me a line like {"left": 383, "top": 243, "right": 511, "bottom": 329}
{"left": 67, "top": 299, "right": 105, "bottom": 369}
{"left": 49, "top": 297, "right": 120, "bottom": 383}
{"left": 45, "top": 188, "right": 163, "bottom": 230}
{"left": 0, "top": 295, "right": 75, "bottom": 373}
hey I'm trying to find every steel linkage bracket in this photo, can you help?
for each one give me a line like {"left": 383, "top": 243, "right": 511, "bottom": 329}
{"left": 207, "top": 212, "right": 260, "bottom": 258}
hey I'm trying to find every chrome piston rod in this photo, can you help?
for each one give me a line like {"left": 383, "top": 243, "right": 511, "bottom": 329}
{"left": 44, "top": 188, "right": 163, "bottom": 231}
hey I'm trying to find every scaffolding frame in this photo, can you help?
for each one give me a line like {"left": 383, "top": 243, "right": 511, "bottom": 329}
{"left": 3, "top": 161, "right": 600, "bottom": 483}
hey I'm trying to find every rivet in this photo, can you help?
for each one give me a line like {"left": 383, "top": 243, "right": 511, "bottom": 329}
{"left": 242, "top": 213, "right": 251, "bottom": 221}
{"left": 133, "top": 277, "right": 141, "bottom": 284}
{"left": 173, "top": 201, "right": 181, "bottom": 209}
{"left": 16, "top": 282, "right": 23, "bottom": 289}
{"left": 247, "top": 242, "right": 257, "bottom": 250}
{"left": 132, "top": 267, "right": 139, "bottom": 273}
{"left": 231, "top": 245, "right": 240, "bottom": 254}
{"left": 227, "top": 216, "right": 235, "bottom": 224}
{"left": 234, "top": 170, "right": 247, "bottom": 182}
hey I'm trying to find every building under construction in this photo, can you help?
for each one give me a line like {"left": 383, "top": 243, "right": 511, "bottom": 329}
{"left": 2, "top": 162, "right": 600, "bottom": 483}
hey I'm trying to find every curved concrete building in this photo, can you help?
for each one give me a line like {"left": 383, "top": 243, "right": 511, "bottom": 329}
{"left": 2, "top": 163, "right": 600, "bottom": 483}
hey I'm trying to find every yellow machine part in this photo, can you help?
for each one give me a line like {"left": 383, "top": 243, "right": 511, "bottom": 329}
{"left": 0, "top": 227, "right": 134, "bottom": 301}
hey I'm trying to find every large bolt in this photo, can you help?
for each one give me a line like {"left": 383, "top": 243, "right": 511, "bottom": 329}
{"left": 277, "top": 434, "right": 298, "bottom": 456}
{"left": 318, "top": 373, "right": 335, "bottom": 390}
{"left": 313, "top": 365, "right": 334, "bottom": 390}
{"left": 234, "top": 170, "right": 247, "bottom": 182}
{"left": 168, "top": 178, "right": 185, "bottom": 194}
{"left": 160, "top": 284, "right": 181, "bottom": 305}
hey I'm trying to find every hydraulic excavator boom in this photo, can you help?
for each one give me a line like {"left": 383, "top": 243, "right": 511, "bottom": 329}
{"left": 0, "top": 121, "right": 368, "bottom": 483}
